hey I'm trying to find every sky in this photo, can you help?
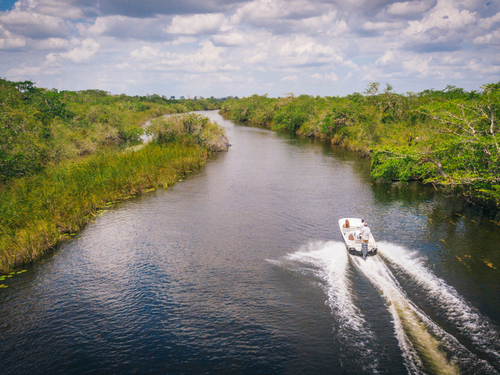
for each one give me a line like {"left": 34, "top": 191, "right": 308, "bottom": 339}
{"left": 0, "top": 0, "right": 499, "bottom": 98}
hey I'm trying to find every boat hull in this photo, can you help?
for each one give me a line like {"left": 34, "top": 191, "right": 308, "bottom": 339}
{"left": 347, "top": 246, "right": 377, "bottom": 257}
{"left": 339, "top": 218, "right": 378, "bottom": 257}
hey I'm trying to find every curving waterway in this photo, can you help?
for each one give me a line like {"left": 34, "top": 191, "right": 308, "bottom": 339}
{"left": 1, "top": 110, "right": 500, "bottom": 374}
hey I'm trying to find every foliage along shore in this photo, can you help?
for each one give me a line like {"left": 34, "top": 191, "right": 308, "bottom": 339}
{"left": 0, "top": 78, "right": 228, "bottom": 274}
{"left": 220, "top": 82, "right": 500, "bottom": 210}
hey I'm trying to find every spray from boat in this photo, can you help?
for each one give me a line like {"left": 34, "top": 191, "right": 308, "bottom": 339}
{"left": 271, "top": 241, "right": 499, "bottom": 374}
{"left": 378, "top": 242, "right": 500, "bottom": 367}
{"left": 267, "top": 241, "right": 379, "bottom": 372}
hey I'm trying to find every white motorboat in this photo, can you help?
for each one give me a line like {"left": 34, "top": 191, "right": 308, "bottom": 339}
{"left": 338, "top": 218, "right": 378, "bottom": 257}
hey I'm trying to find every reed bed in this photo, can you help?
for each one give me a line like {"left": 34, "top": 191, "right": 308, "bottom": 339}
{"left": 0, "top": 143, "right": 208, "bottom": 274}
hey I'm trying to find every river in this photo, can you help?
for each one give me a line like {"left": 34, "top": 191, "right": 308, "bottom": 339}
{"left": 1, "top": 110, "right": 499, "bottom": 374}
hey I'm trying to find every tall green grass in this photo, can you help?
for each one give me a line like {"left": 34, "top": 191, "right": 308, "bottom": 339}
{"left": 0, "top": 143, "right": 208, "bottom": 274}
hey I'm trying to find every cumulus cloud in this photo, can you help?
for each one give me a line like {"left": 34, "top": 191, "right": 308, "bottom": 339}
{"left": 281, "top": 74, "right": 299, "bottom": 81}
{"left": 474, "top": 30, "right": 500, "bottom": 45}
{"left": 36, "top": 37, "right": 69, "bottom": 49}
{"left": 0, "top": 10, "right": 68, "bottom": 39}
{"left": 376, "top": 50, "right": 395, "bottom": 66}
{"left": 403, "top": 55, "right": 433, "bottom": 76}
{"left": 0, "top": 1, "right": 72, "bottom": 39}
{"left": 31, "top": 0, "right": 83, "bottom": 18}
{"left": 46, "top": 38, "right": 100, "bottom": 63}
{"left": 6, "top": 64, "right": 40, "bottom": 78}
{"left": 128, "top": 40, "right": 225, "bottom": 73}
{"left": 68, "top": 0, "right": 246, "bottom": 18}
{"left": 63, "top": 38, "right": 99, "bottom": 62}
{"left": 166, "top": 13, "right": 228, "bottom": 35}
{"left": 212, "top": 32, "right": 246, "bottom": 46}
{"left": 478, "top": 11, "right": 500, "bottom": 30}
{"left": 130, "top": 45, "right": 160, "bottom": 60}
{"left": 311, "top": 72, "right": 338, "bottom": 81}
{"left": 81, "top": 15, "right": 174, "bottom": 41}
{"left": 244, "top": 52, "right": 268, "bottom": 63}
{"left": 363, "top": 20, "right": 405, "bottom": 31}
{"left": 276, "top": 35, "right": 354, "bottom": 69}
{"left": 386, "top": 1, "right": 434, "bottom": 16}
{"left": 0, "top": 0, "right": 498, "bottom": 97}
{"left": 0, "top": 36, "right": 25, "bottom": 49}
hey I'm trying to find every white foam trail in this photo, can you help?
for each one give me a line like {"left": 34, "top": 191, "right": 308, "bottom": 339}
{"left": 269, "top": 241, "right": 378, "bottom": 372}
{"left": 378, "top": 242, "right": 500, "bottom": 366}
{"left": 286, "top": 241, "right": 367, "bottom": 333}
{"left": 349, "top": 255, "right": 459, "bottom": 374}
{"left": 352, "top": 249, "right": 498, "bottom": 374}
{"left": 270, "top": 241, "right": 498, "bottom": 374}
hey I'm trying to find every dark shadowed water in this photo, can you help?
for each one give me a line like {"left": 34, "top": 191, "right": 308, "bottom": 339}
{"left": 1, "top": 111, "right": 500, "bottom": 374}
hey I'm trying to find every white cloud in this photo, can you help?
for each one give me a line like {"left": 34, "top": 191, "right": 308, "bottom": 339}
{"left": 46, "top": 38, "right": 100, "bottom": 64}
{"left": 281, "top": 74, "right": 299, "bottom": 81}
{"left": 212, "top": 32, "right": 246, "bottom": 46}
{"left": 311, "top": 72, "right": 338, "bottom": 81}
{"left": 131, "top": 46, "right": 160, "bottom": 60}
{"left": 387, "top": 1, "right": 434, "bottom": 16}
{"left": 166, "top": 13, "right": 227, "bottom": 35}
{"left": 6, "top": 64, "right": 40, "bottom": 78}
{"left": 63, "top": 38, "right": 99, "bottom": 63}
{"left": 85, "top": 17, "right": 109, "bottom": 36}
{"left": 277, "top": 36, "right": 346, "bottom": 68}
{"left": 0, "top": 32, "right": 26, "bottom": 49}
{"left": 0, "top": 0, "right": 498, "bottom": 97}
{"left": 232, "top": 0, "right": 325, "bottom": 25}
{"left": 128, "top": 40, "right": 225, "bottom": 74}
{"left": 474, "top": 30, "right": 500, "bottom": 45}
{"left": 169, "top": 37, "right": 197, "bottom": 45}
{"left": 376, "top": 50, "right": 395, "bottom": 66}
{"left": 13, "top": 0, "right": 38, "bottom": 11}
{"left": 32, "top": 0, "right": 82, "bottom": 19}
{"left": 244, "top": 52, "right": 268, "bottom": 63}
{"left": 363, "top": 21, "right": 405, "bottom": 31}
{"left": 36, "top": 37, "right": 68, "bottom": 49}
{"left": 405, "top": 0, "right": 477, "bottom": 35}
{"left": 478, "top": 12, "right": 500, "bottom": 30}
{"left": 403, "top": 56, "right": 433, "bottom": 76}
{"left": 0, "top": 5, "right": 69, "bottom": 39}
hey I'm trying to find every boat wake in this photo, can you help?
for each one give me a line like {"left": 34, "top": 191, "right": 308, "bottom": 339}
{"left": 378, "top": 242, "right": 500, "bottom": 370}
{"left": 271, "top": 241, "right": 499, "bottom": 375}
{"left": 268, "top": 241, "right": 379, "bottom": 373}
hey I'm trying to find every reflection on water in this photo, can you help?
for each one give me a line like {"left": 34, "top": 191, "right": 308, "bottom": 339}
{"left": 1, "top": 111, "right": 499, "bottom": 374}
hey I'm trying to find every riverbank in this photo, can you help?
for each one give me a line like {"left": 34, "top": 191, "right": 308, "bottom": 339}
{"left": 0, "top": 113, "right": 228, "bottom": 274}
{"left": 220, "top": 83, "right": 500, "bottom": 209}
{"left": 0, "top": 78, "right": 222, "bottom": 182}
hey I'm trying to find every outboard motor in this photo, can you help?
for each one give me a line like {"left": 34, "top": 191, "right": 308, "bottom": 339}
{"left": 362, "top": 243, "right": 368, "bottom": 260}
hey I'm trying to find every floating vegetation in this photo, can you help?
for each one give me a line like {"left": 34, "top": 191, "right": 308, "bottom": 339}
{"left": 481, "top": 258, "right": 497, "bottom": 270}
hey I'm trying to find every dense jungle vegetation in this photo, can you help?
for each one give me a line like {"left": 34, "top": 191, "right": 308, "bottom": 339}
{"left": 0, "top": 79, "right": 227, "bottom": 273}
{"left": 0, "top": 78, "right": 221, "bottom": 181}
{"left": 221, "top": 82, "right": 500, "bottom": 209}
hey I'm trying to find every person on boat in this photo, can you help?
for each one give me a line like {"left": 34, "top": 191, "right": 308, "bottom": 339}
{"left": 358, "top": 219, "right": 365, "bottom": 230}
{"left": 360, "top": 222, "right": 371, "bottom": 260}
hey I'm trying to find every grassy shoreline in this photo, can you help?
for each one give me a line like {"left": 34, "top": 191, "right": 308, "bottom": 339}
{"left": 0, "top": 113, "right": 228, "bottom": 274}
{"left": 0, "top": 142, "right": 209, "bottom": 274}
